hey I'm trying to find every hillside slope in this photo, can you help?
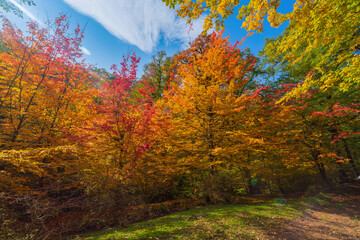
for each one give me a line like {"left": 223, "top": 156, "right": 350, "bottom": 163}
{"left": 76, "top": 188, "right": 360, "bottom": 240}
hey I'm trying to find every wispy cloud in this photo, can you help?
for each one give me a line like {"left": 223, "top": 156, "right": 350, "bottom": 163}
{"left": 79, "top": 46, "right": 91, "bottom": 56}
{"left": 64, "top": 0, "right": 206, "bottom": 52}
{"left": 7, "top": 0, "right": 42, "bottom": 25}
{"left": 7, "top": 0, "right": 91, "bottom": 56}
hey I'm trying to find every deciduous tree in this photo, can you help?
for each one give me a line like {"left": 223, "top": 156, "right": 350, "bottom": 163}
{"left": 159, "top": 32, "right": 262, "bottom": 201}
{"left": 0, "top": 16, "right": 96, "bottom": 149}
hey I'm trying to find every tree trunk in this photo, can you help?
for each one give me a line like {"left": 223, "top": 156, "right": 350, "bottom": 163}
{"left": 267, "top": 180, "right": 273, "bottom": 195}
{"left": 316, "top": 162, "right": 332, "bottom": 189}
{"left": 343, "top": 139, "right": 359, "bottom": 177}
{"left": 244, "top": 168, "right": 254, "bottom": 195}
{"left": 276, "top": 178, "right": 285, "bottom": 194}
{"left": 311, "top": 150, "right": 333, "bottom": 189}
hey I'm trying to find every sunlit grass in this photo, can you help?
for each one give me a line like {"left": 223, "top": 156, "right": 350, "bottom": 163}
{"left": 77, "top": 198, "right": 304, "bottom": 240}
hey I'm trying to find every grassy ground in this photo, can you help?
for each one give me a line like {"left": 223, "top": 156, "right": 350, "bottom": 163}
{"left": 75, "top": 190, "right": 360, "bottom": 240}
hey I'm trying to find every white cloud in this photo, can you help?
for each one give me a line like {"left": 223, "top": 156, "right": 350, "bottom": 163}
{"left": 8, "top": 0, "right": 42, "bottom": 25}
{"left": 79, "top": 46, "right": 91, "bottom": 56}
{"left": 8, "top": 0, "right": 92, "bottom": 57}
{"left": 63, "top": 0, "right": 206, "bottom": 52}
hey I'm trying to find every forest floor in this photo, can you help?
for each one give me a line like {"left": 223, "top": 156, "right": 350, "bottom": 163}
{"left": 268, "top": 192, "right": 360, "bottom": 240}
{"left": 76, "top": 184, "right": 360, "bottom": 240}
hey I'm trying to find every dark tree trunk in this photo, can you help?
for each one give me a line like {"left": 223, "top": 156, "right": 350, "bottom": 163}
{"left": 311, "top": 150, "right": 333, "bottom": 189}
{"left": 316, "top": 162, "right": 332, "bottom": 189}
{"left": 244, "top": 168, "right": 254, "bottom": 195}
{"left": 343, "top": 139, "right": 360, "bottom": 177}
{"left": 276, "top": 178, "right": 285, "bottom": 194}
{"left": 267, "top": 180, "right": 273, "bottom": 195}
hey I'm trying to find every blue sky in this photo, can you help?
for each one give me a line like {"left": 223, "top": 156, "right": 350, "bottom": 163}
{"left": 3, "top": 0, "right": 295, "bottom": 73}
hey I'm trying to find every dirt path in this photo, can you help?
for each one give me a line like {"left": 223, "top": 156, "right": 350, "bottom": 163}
{"left": 270, "top": 195, "right": 360, "bottom": 240}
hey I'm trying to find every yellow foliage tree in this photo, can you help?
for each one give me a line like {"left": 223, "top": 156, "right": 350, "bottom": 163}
{"left": 158, "top": 32, "right": 263, "bottom": 201}
{"left": 163, "top": 0, "right": 359, "bottom": 98}
{"left": 0, "top": 17, "right": 97, "bottom": 149}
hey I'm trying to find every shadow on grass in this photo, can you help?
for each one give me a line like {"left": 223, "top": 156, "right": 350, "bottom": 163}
{"left": 74, "top": 183, "right": 360, "bottom": 239}
{"left": 78, "top": 201, "right": 302, "bottom": 240}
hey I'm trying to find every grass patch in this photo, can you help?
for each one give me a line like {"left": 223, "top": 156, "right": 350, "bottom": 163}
{"left": 75, "top": 197, "right": 304, "bottom": 240}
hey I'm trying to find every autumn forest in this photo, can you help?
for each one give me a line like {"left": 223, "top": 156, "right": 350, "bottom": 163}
{"left": 0, "top": 0, "right": 359, "bottom": 239}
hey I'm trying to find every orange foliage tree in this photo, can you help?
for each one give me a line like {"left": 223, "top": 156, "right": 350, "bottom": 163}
{"left": 0, "top": 16, "right": 97, "bottom": 198}
{"left": 158, "top": 32, "right": 264, "bottom": 201}
{"left": 0, "top": 16, "right": 97, "bottom": 149}
{"left": 251, "top": 84, "right": 360, "bottom": 190}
